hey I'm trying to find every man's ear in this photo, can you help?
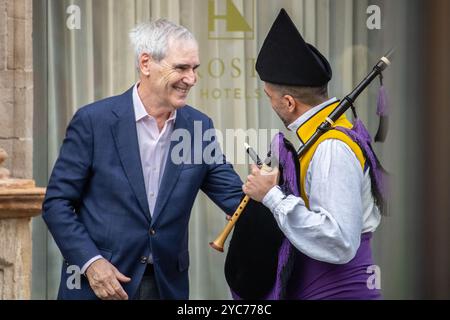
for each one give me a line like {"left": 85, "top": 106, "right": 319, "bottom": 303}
{"left": 139, "top": 53, "right": 152, "bottom": 76}
{"left": 283, "top": 95, "right": 297, "bottom": 113}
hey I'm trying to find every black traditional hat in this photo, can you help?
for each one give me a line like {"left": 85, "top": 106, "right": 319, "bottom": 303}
{"left": 256, "top": 9, "right": 332, "bottom": 86}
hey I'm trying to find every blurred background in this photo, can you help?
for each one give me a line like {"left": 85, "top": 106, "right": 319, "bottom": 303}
{"left": 0, "top": 0, "right": 448, "bottom": 299}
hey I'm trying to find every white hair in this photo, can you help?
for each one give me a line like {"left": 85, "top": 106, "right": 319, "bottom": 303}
{"left": 129, "top": 18, "right": 197, "bottom": 68}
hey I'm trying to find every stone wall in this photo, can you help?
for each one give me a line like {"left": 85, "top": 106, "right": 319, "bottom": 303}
{"left": 0, "top": 0, "right": 41, "bottom": 300}
{"left": 0, "top": 0, "right": 33, "bottom": 179}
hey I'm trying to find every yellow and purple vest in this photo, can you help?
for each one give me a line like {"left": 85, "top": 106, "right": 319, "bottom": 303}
{"left": 295, "top": 101, "right": 366, "bottom": 208}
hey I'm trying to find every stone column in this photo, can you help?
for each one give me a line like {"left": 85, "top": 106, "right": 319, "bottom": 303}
{"left": 0, "top": 0, "right": 43, "bottom": 299}
{"left": 0, "top": 150, "right": 45, "bottom": 299}
{"left": 0, "top": 0, "right": 33, "bottom": 179}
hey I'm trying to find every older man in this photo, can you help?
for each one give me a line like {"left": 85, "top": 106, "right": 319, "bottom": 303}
{"left": 43, "top": 19, "right": 243, "bottom": 300}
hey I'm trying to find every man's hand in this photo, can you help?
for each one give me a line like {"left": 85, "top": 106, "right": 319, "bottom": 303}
{"left": 85, "top": 258, "right": 131, "bottom": 300}
{"left": 242, "top": 164, "right": 279, "bottom": 202}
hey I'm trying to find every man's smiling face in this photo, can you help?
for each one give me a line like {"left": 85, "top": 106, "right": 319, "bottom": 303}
{"left": 148, "top": 38, "right": 200, "bottom": 110}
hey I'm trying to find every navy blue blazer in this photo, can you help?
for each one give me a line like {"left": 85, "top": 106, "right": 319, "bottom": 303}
{"left": 42, "top": 87, "right": 243, "bottom": 299}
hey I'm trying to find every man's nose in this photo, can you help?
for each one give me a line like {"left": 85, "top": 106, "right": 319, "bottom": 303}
{"left": 183, "top": 70, "right": 197, "bottom": 86}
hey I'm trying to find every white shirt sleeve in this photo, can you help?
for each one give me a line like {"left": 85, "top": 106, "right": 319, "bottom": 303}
{"left": 262, "top": 139, "right": 364, "bottom": 264}
{"left": 80, "top": 255, "right": 103, "bottom": 274}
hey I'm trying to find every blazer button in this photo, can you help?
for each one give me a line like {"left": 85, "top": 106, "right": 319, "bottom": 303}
{"left": 140, "top": 256, "right": 148, "bottom": 264}
{"left": 149, "top": 228, "right": 156, "bottom": 236}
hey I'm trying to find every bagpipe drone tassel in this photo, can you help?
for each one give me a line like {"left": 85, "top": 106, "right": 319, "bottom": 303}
{"left": 374, "top": 74, "right": 389, "bottom": 142}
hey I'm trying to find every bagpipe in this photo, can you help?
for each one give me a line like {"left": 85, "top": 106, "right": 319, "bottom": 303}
{"left": 210, "top": 50, "right": 394, "bottom": 300}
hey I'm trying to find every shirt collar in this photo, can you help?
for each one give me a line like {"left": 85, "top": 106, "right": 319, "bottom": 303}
{"left": 132, "top": 83, "right": 177, "bottom": 123}
{"left": 287, "top": 97, "right": 338, "bottom": 132}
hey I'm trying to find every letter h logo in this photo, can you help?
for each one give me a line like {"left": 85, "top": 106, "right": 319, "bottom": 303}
{"left": 208, "top": 0, "right": 255, "bottom": 40}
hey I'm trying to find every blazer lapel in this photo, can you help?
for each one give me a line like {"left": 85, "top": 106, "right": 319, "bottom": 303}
{"left": 111, "top": 88, "right": 151, "bottom": 222}
{"left": 151, "top": 108, "right": 192, "bottom": 226}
